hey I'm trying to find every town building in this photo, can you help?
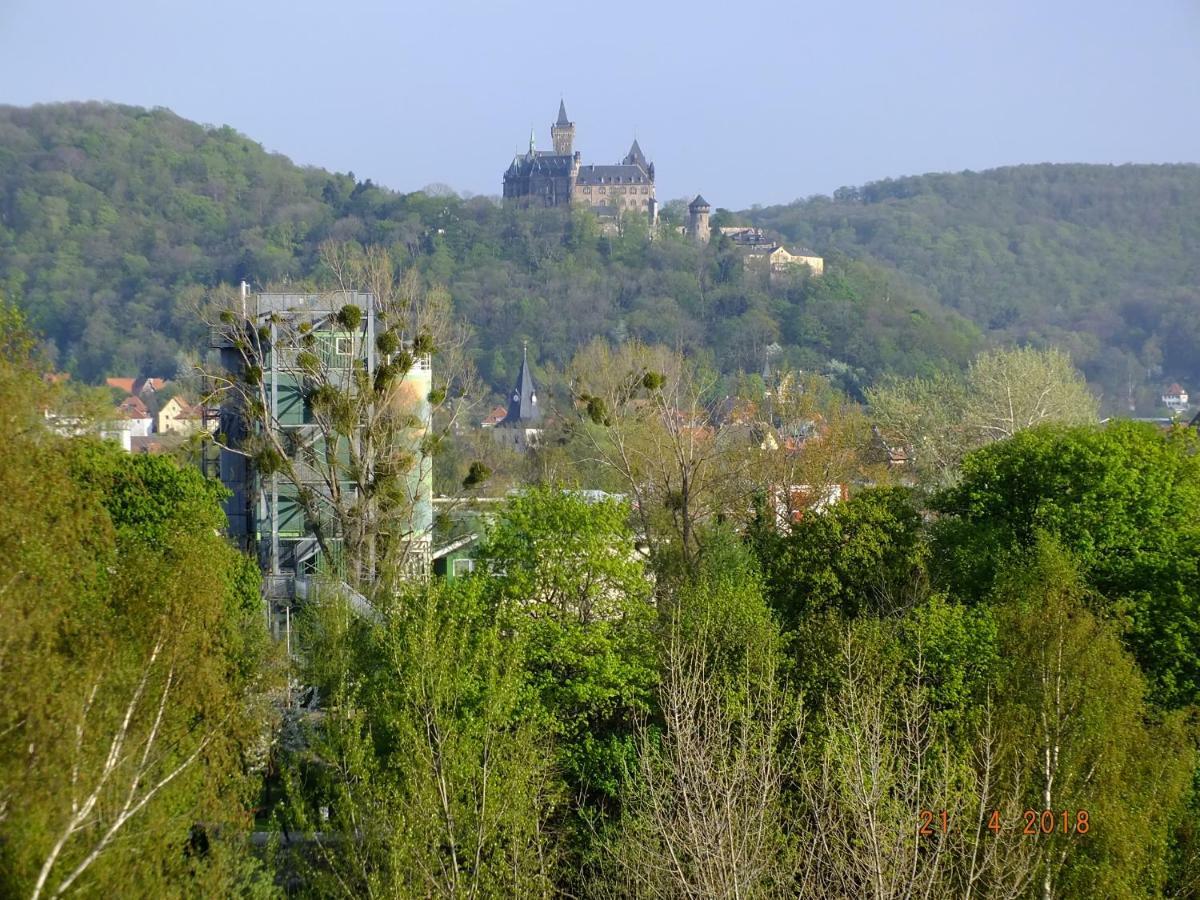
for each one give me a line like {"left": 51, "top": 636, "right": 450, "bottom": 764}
{"left": 157, "top": 395, "right": 203, "bottom": 435}
{"left": 106, "top": 376, "right": 169, "bottom": 397}
{"left": 479, "top": 404, "right": 508, "bottom": 428}
{"left": 209, "top": 290, "right": 434, "bottom": 613}
{"left": 117, "top": 395, "right": 153, "bottom": 438}
{"left": 1162, "top": 383, "right": 1189, "bottom": 413}
{"left": 492, "top": 345, "right": 543, "bottom": 451}
{"left": 719, "top": 226, "right": 824, "bottom": 276}
{"left": 503, "top": 101, "right": 657, "bottom": 224}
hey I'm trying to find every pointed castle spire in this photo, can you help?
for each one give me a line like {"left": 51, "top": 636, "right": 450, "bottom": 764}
{"left": 556, "top": 98, "right": 570, "bottom": 127}
{"left": 624, "top": 138, "right": 647, "bottom": 168}
{"left": 502, "top": 342, "right": 541, "bottom": 425}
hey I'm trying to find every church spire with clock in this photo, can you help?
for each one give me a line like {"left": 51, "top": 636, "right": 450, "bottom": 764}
{"left": 501, "top": 343, "right": 541, "bottom": 425}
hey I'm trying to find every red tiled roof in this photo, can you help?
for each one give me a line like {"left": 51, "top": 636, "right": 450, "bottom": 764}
{"left": 107, "top": 377, "right": 170, "bottom": 395}
{"left": 481, "top": 405, "right": 508, "bottom": 427}
{"left": 1165, "top": 383, "right": 1186, "bottom": 396}
{"left": 119, "top": 395, "right": 149, "bottom": 418}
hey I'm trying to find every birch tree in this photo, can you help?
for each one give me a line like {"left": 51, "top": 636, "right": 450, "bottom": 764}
{"left": 1, "top": 430, "right": 273, "bottom": 896}
{"left": 993, "top": 542, "right": 1196, "bottom": 899}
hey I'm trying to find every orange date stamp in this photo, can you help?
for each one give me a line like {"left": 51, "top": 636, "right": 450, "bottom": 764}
{"left": 919, "top": 809, "right": 1089, "bottom": 836}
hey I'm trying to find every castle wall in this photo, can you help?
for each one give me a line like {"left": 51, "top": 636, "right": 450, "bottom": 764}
{"left": 571, "top": 181, "right": 655, "bottom": 215}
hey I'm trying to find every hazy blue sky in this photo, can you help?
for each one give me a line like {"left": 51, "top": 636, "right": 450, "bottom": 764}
{"left": 1, "top": 0, "right": 1198, "bottom": 208}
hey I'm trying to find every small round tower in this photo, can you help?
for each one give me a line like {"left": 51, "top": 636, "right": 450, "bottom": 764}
{"left": 687, "top": 195, "right": 711, "bottom": 243}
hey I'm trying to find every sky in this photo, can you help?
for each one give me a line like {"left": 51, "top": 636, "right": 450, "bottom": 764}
{"left": 1, "top": 0, "right": 1198, "bottom": 209}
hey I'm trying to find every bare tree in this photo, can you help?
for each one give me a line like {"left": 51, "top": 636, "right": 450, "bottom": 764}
{"left": 568, "top": 339, "right": 754, "bottom": 567}
{"left": 966, "top": 347, "right": 1097, "bottom": 442}
{"left": 867, "top": 346, "right": 1097, "bottom": 487}
{"left": 798, "top": 632, "right": 1041, "bottom": 900}
{"left": 603, "top": 607, "right": 802, "bottom": 899}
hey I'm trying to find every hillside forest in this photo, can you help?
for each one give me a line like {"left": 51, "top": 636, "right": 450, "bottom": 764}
{"left": 2, "top": 102, "right": 1199, "bottom": 412}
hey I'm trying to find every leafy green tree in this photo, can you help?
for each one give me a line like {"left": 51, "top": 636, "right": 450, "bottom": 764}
{"left": 0, "top": 377, "right": 273, "bottom": 897}
{"left": 896, "top": 593, "right": 998, "bottom": 735}
{"left": 479, "top": 487, "right": 657, "bottom": 802}
{"left": 933, "top": 421, "right": 1200, "bottom": 707}
{"left": 755, "top": 486, "right": 928, "bottom": 627}
{"left": 283, "top": 579, "right": 560, "bottom": 898}
{"left": 990, "top": 541, "right": 1196, "bottom": 898}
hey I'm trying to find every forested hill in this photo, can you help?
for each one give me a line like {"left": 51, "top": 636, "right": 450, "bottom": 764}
{"left": 2, "top": 102, "right": 1198, "bottom": 411}
{"left": 744, "top": 165, "right": 1200, "bottom": 407}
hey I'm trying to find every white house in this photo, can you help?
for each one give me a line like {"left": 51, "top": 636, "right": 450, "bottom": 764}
{"left": 1162, "top": 383, "right": 1189, "bottom": 413}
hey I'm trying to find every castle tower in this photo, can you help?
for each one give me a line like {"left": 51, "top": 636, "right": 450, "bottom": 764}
{"left": 551, "top": 99, "right": 574, "bottom": 156}
{"left": 687, "top": 195, "right": 711, "bottom": 243}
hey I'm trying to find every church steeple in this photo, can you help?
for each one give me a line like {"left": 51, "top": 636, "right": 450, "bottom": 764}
{"left": 502, "top": 343, "right": 541, "bottom": 424}
{"left": 551, "top": 99, "right": 575, "bottom": 156}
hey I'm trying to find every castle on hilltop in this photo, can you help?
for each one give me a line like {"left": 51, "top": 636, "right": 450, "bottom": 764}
{"left": 503, "top": 101, "right": 657, "bottom": 223}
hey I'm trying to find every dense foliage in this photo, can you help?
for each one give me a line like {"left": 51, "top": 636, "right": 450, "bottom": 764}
{"left": 933, "top": 421, "right": 1200, "bottom": 708}
{"left": 747, "top": 164, "right": 1200, "bottom": 409}
{"left": 0, "top": 306, "right": 274, "bottom": 897}
{"left": 0, "top": 103, "right": 1143, "bottom": 409}
{"left": 8, "top": 104, "right": 1198, "bottom": 410}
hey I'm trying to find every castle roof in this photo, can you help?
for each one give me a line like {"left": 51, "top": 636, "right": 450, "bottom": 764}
{"left": 506, "top": 151, "right": 574, "bottom": 178}
{"left": 501, "top": 345, "right": 541, "bottom": 426}
{"left": 689, "top": 195, "right": 710, "bottom": 210}
{"left": 556, "top": 99, "right": 570, "bottom": 127}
